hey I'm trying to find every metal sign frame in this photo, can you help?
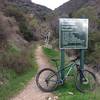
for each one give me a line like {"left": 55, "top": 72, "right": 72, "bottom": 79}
{"left": 59, "top": 18, "right": 88, "bottom": 49}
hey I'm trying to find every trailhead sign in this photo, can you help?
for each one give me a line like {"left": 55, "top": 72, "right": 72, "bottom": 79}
{"left": 59, "top": 18, "right": 88, "bottom": 49}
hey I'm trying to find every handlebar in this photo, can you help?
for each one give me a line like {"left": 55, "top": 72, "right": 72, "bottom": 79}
{"left": 51, "top": 56, "right": 79, "bottom": 63}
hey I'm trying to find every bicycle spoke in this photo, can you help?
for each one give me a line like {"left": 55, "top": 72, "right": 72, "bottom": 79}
{"left": 36, "top": 68, "right": 58, "bottom": 92}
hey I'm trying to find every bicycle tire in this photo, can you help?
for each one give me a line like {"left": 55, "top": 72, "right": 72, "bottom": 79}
{"left": 36, "top": 68, "right": 58, "bottom": 92}
{"left": 75, "top": 69, "right": 97, "bottom": 93}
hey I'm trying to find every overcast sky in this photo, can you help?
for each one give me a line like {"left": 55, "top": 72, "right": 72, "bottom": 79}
{"left": 32, "top": 0, "right": 70, "bottom": 10}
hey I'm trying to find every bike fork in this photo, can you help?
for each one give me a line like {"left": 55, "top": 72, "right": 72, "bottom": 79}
{"left": 80, "top": 70, "right": 87, "bottom": 83}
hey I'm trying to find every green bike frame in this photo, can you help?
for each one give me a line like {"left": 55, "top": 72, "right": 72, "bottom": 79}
{"left": 57, "top": 61, "right": 78, "bottom": 82}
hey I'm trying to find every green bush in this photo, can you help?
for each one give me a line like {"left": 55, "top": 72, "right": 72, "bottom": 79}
{"left": 0, "top": 43, "right": 33, "bottom": 74}
{"left": 5, "top": 5, "right": 33, "bottom": 41}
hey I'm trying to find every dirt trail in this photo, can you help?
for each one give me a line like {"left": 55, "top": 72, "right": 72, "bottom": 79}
{"left": 11, "top": 46, "right": 53, "bottom": 100}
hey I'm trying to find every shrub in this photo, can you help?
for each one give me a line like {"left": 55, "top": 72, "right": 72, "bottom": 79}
{"left": 5, "top": 5, "right": 33, "bottom": 41}
{"left": 0, "top": 33, "right": 7, "bottom": 49}
{"left": 0, "top": 13, "right": 7, "bottom": 49}
{"left": 0, "top": 43, "right": 33, "bottom": 74}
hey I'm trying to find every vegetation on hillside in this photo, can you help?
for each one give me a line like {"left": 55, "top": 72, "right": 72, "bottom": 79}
{"left": 0, "top": 0, "right": 100, "bottom": 99}
{"left": 0, "top": 1, "right": 53, "bottom": 99}
{"left": 5, "top": 5, "right": 35, "bottom": 41}
{"left": 72, "top": 5, "right": 100, "bottom": 66}
{"left": 0, "top": 44, "right": 37, "bottom": 100}
{"left": 0, "top": 10, "right": 37, "bottom": 99}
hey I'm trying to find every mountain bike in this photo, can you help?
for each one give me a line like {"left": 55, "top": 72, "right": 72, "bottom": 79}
{"left": 36, "top": 57, "right": 97, "bottom": 93}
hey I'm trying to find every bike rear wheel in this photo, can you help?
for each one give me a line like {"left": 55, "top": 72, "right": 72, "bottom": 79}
{"left": 36, "top": 68, "right": 58, "bottom": 92}
{"left": 75, "top": 70, "right": 97, "bottom": 93}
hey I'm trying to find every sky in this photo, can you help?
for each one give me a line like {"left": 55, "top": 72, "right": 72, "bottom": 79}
{"left": 32, "top": 0, "right": 70, "bottom": 10}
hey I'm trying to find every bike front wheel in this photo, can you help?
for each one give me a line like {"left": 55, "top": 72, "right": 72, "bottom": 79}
{"left": 75, "top": 70, "right": 97, "bottom": 93}
{"left": 36, "top": 68, "right": 58, "bottom": 92}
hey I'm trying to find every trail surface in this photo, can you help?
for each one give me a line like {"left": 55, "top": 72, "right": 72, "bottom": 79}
{"left": 11, "top": 46, "right": 53, "bottom": 100}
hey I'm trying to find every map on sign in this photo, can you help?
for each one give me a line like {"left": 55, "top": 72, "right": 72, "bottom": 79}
{"left": 59, "top": 18, "right": 88, "bottom": 49}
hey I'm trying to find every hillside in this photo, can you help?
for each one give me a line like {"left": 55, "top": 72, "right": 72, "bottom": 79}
{"left": 0, "top": 0, "right": 54, "bottom": 71}
{"left": 54, "top": 0, "right": 89, "bottom": 17}
{"left": 6, "top": 0, "right": 52, "bottom": 21}
{"left": 50, "top": 0, "right": 100, "bottom": 34}
{"left": 0, "top": 1, "right": 38, "bottom": 99}
{"left": 0, "top": 0, "right": 53, "bottom": 42}
{"left": 0, "top": 0, "right": 100, "bottom": 72}
{"left": 0, "top": 0, "right": 100, "bottom": 99}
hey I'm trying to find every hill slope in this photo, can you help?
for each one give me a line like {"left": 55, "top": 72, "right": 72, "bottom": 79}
{"left": 6, "top": 0, "right": 52, "bottom": 21}
{"left": 54, "top": 0, "right": 89, "bottom": 17}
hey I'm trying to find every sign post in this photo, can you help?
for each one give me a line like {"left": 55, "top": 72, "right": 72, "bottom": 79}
{"left": 80, "top": 50, "right": 84, "bottom": 70}
{"left": 80, "top": 17, "right": 86, "bottom": 79}
{"left": 80, "top": 49, "right": 85, "bottom": 81}
{"left": 60, "top": 49, "right": 65, "bottom": 80}
{"left": 59, "top": 18, "right": 88, "bottom": 80}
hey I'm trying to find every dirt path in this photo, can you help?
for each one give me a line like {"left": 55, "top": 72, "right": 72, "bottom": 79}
{"left": 11, "top": 46, "right": 54, "bottom": 100}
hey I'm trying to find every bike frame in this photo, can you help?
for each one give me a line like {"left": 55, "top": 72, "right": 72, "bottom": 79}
{"left": 46, "top": 60, "right": 79, "bottom": 84}
{"left": 57, "top": 61, "right": 77, "bottom": 82}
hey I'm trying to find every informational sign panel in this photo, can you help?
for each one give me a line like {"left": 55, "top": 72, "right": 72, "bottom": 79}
{"left": 59, "top": 18, "right": 88, "bottom": 49}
